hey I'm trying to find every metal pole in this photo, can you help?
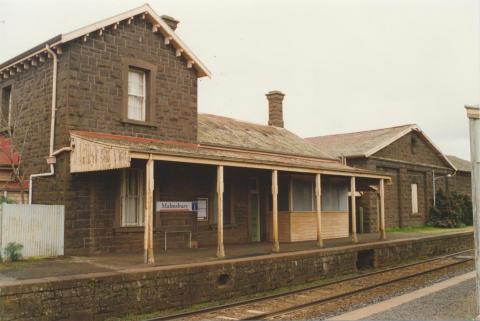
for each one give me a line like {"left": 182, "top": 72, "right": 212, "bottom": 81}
{"left": 466, "top": 105, "right": 480, "bottom": 319}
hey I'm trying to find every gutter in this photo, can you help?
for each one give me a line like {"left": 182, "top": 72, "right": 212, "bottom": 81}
{"left": 28, "top": 45, "right": 57, "bottom": 204}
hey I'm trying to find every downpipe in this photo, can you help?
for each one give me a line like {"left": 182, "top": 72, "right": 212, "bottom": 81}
{"left": 28, "top": 45, "right": 57, "bottom": 204}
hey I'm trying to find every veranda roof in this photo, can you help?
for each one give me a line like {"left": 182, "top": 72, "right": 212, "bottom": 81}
{"left": 69, "top": 130, "right": 389, "bottom": 180}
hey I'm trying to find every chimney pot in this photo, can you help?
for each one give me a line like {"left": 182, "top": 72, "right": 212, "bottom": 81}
{"left": 266, "top": 90, "right": 285, "bottom": 128}
{"left": 161, "top": 15, "right": 180, "bottom": 31}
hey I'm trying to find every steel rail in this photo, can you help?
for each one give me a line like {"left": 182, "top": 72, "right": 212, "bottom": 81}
{"left": 146, "top": 249, "right": 473, "bottom": 321}
{"left": 247, "top": 255, "right": 473, "bottom": 320}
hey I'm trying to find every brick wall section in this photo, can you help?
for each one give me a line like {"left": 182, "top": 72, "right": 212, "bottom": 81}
{"left": 347, "top": 131, "right": 455, "bottom": 231}
{"left": 0, "top": 232, "right": 472, "bottom": 321}
{"left": 65, "top": 18, "right": 198, "bottom": 142}
{"left": 1, "top": 17, "right": 201, "bottom": 254}
{"left": 373, "top": 232, "right": 472, "bottom": 267}
{"left": 0, "top": 51, "right": 70, "bottom": 209}
{"left": 65, "top": 161, "right": 260, "bottom": 255}
{"left": 374, "top": 131, "right": 447, "bottom": 168}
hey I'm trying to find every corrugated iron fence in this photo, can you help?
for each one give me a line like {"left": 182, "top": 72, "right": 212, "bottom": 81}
{"left": 0, "top": 204, "right": 64, "bottom": 258}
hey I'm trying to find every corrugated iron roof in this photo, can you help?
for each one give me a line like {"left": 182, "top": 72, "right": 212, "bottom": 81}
{"left": 307, "top": 124, "right": 455, "bottom": 170}
{"left": 447, "top": 155, "right": 471, "bottom": 172}
{"left": 306, "top": 124, "right": 415, "bottom": 158}
{"left": 70, "top": 130, "right": 387, "bottom": 177}
{"left": 198, "top": 113, "right": 334, "bottom": 160}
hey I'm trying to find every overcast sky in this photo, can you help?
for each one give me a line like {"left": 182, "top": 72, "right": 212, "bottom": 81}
{"left": 0, "top": 0, "right": 478, "bottom": 159}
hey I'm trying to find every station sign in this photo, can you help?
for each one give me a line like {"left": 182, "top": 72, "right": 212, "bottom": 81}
{"left": 156, "top": 201, "right": 198, "bottom": 212}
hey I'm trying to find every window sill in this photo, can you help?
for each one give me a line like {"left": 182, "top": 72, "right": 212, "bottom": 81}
{"left": 121, "top": 118, "right": 158, "bottom": 128}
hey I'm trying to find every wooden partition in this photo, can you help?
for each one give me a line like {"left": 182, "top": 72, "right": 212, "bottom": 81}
{"left": 270, "top": 211, "right": 349, "bottom": 242}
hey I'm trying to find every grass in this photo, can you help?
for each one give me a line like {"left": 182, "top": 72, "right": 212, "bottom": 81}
{"left": 386, "top": 225, "right": 472, "bottom": 234}
{"left": 0, "top": 256, "right": 54, "bottom": 271}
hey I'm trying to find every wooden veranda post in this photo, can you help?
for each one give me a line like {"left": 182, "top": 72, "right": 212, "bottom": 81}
{"left": 315, "top": 173, "right": 323, "bottom": 247}
{"left": 272, "top": 170, "right": 280, "bottom": 252}
{"left": 379, "top": 178, "right": 387, "bottom": 240}
{"left": 144, "top": 156, "right": 155, "bottom": 264}
{"left": 216, "top": 165, "right": 225, "bottom": 258}
{"left": 351, "top": 176, "right": 358, "bottom": 243}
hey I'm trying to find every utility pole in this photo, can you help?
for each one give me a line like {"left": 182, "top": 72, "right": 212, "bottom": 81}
{"left": 466, "top": 105, "right": 480, "bottom": 319}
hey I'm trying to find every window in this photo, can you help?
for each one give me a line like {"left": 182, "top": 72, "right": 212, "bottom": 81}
{"left": 292, "top": 178, "right": 314, "bottom": 211}
{"left": 127, "top": 68, "right": 146, "bottom": 121}
{"left": 321, "top": 183, "right": 349, "bottom": 211}
{"left": 1, "top": 85, "right": 12, "bottom": 127}
{"left": 411, "top": 183, "right": 418, "bottom": 214}
{"left": 196, "top": 198, "right": 208, "bottom": 221}
{"left": 121, "top": 168, "right": 145, "bottom": 226}
{"left": 411, "top": 137, "right": 417, "bottom": 154}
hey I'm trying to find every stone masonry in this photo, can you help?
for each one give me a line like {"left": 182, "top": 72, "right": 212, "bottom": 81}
{"left": 0, "top": 16, "right": 200, "bottom": 255}
{"left": 349, "top": 131, "right": 455, "bottom": 232}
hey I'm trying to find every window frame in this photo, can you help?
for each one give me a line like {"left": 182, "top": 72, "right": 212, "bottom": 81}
{"left": 120, "top": 167, "right": 145, "bottom": 227}
{"left": 196, "top": 197, "right": 209, "bottom": 221}
{"left": 127, "top": 68, "right": 147, "bottom": 121}
{"left": 411, "top": 183, "right": 419, "bottom": 214}
{"left": 291, "top": 175, "right": 315, "bottom": 212}
{"left": 0, "top": 81, "right": 13, "bottom": 130}
{"left": 121, "top": 58, "right": 157, "bottom": 126}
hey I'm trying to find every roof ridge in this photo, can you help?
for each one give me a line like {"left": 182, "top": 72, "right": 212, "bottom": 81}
{"left": 307, "top": 123, "right": 416, "bottom": 139}
{"left": 199, "top": 113, "right": 281, "bottom": 130}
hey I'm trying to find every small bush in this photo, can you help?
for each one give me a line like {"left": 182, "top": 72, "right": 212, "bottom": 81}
{"left": 4, "top": 242, "right": 23, "bottom": 262}
{"left": 428, "top": 189, "right": 473, "bottom": 228}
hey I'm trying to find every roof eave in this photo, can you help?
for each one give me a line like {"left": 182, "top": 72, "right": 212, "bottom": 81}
{"left": 0, "top": 4, "right": 211, "bottom": 78}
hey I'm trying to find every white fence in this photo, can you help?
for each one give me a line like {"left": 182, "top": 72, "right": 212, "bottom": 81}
{"left": 0, "top": 204, "right": 64, "bottom": 258}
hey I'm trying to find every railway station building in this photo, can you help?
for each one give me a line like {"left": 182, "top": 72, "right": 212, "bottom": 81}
{"left": 0, "top": 4, "right": 390, "bottom": 261}
{"left": 307, "top": 126, "right": 461, "bottom": 231}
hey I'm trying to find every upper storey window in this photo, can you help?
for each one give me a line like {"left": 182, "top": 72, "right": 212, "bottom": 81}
{"left": 122, "top": 58, "right": 156, "bottom": 126}
{"left": 1, "top": 85, "right": 12, "bottom": 128}
{"left": 128, "top": 68, "right": 146, "bottom": 121}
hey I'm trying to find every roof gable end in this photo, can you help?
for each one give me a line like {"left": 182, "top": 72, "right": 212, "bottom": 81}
{"left": 370, "top": 126, "right": 456, "bottom": 170}
{"left": 0, "top": 4, "right": 210, "bottom": 78}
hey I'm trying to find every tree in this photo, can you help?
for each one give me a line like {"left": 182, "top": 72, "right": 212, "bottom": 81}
{"left": 0, "top": 100, "right": 31, "bottom": 203}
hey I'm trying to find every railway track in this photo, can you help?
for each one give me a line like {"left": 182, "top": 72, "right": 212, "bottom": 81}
{"left": 146, "top": 249, "right": 474, "bottom": 321}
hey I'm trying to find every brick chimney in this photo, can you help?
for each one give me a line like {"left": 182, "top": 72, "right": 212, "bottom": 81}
{"left": 161, "top": 15, "right": 180, "bottom": 31}
{"left": 266, "top": 91, "right": 285, "bottom": 128}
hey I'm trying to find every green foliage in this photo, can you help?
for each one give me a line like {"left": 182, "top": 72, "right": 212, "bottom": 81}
{"left": 428, "top": 189, "right": 473, "bottom": 228}
{"left": 0, "top": 196, "right": 15, "bottom": 204}
{"left": 4, "top": 242, "right": 23, "bottom": 262}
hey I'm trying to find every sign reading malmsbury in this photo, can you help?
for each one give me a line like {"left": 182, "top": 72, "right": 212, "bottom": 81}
{"left": 156, "top": 201, "right": 197, "bottom": 212}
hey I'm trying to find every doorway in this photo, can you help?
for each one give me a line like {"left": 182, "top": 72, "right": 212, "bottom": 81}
{"left": 248, "top": 178, "right": 261, "bottom": 242}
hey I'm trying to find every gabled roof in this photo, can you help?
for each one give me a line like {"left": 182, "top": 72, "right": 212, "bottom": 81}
{"left": 198, "top": 114, "right": 334, "bottom": 160}
{"left": 447, "top": 155, "right": 471, "bottom": 172}
{"left": 0, "top": 4, "right": 210, "bottom": 78}
{"left": 306, "top": 124, "right": 456, "bottom": 170}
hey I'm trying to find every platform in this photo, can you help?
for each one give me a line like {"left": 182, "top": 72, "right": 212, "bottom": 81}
{"left": 0, "top": 229, "right": 473, "bottom": 321}
{"left": 0, "top": 227, "right": 472, "bottom": 283}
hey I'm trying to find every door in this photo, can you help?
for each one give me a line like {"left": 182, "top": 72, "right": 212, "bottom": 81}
{"left": 248, "top": 178, "right": 261, "bottom": 242}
